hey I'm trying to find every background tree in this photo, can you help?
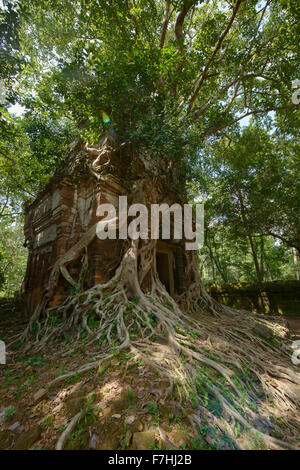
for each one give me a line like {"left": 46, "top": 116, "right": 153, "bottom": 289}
{"left": 195, "top": 124, "right": 299, "bottom": 282}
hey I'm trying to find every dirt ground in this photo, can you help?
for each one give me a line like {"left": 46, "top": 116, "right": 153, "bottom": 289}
{"left": 0, "top": 298, "right": 299, "bottom": 450}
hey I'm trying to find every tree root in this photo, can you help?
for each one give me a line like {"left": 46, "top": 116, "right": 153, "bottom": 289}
{"left": 56, "top": 410, "right": 85, "bottom": 450}
{"left": 17, "top": 239, "right": 300, "bottom": 450}
{"left": 210, "top": 385, "right": 299, "bottom": 450}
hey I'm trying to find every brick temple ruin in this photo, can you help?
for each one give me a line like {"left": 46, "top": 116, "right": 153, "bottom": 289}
{"left": 21, "top": 139, "right": 188, "bottom": 315}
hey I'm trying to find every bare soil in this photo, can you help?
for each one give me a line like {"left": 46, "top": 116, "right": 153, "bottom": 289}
{"left": 0, "top": 298, "right": 298, "bottom": 450}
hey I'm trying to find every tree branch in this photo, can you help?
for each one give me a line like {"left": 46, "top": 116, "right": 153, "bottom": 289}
{"left": 174, "top": 1, "right": 195, "bottom": 51}
{"left": 186, "top": 0, "right": 245, "bottom": 115}
{"left": 0, "top": 149, "right": 17, "bottom": 164}
{"left": 172, "top": 1, "right": 198, "bottom": 98}
{"left": 0, "top": 192, "right": 9, "bottom": 217}
{"left": 160, "top": 1, "right": 170, "bottom": 48}
{"left": 201, "top": 103, "right": 298, "bottom": 138}
{"left": 125, "top": 0, "right": 139, "bottom": 36}
{"left": 267, "top": 231, "right": 299, "bottom": 251}
{"left": 186, "top": 76, "right": 242, "bottom": 122}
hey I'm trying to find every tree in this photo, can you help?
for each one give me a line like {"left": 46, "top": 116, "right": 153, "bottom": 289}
{"left": 2, "top": 0, "right": 300, "bottom": 448}
{"left": 260, "top": 130, "right": 300, "bottom": 253}
{"left": 197, "top": 124, "right": 299, "bottom": 281}
{"left": 0, "top": 217, "right": 27, "bottom": 296}
{"left": 202, "top": 219, "right": 297, "bottom": 284}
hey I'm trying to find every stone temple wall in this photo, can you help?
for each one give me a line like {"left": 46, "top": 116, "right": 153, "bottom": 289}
{"left": 21, "top": 140, "right": 187, "bottom": 315}
{"left": 22, "top": 173, "right": 125, "bottom": 315}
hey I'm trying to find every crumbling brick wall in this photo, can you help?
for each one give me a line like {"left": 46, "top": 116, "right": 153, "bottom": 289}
{"left": 21, "top": 139, "right": 187, "bottom": 315}
{"left": 22, "top": 173, "right": 124, "bottom": 314}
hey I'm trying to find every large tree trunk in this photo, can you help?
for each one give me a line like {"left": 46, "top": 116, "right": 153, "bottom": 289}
{"left": 293, "top": 247, "right": 300, "bottom": 281}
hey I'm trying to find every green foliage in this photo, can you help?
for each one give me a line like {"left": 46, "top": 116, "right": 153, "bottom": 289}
{"left": 11, "top": 0, "right": 300, "bottom": 156}
{"left": 21, "top": 355, "right": 44, "bottom": 368}
{"left": 87, "top": 316, "right": 99, "bottom": 330}
{"left": 146, "top": 401, "right": 158, "bottom": 415}
{"left": 4, "top": 406, "right": 15, "bottom": 420}
{"left": 0, "top": 218, "right": 27, "bottom": 295}
{"left": 124, "top": 387, "right": 133, "bottom": 404}
{"left": 193, "top": 124, "right": 300, "bottom": 283}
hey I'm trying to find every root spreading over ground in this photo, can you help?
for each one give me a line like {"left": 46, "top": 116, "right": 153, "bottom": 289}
{"left": 12, "top": 236, "right": 300, "bottom": 451}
